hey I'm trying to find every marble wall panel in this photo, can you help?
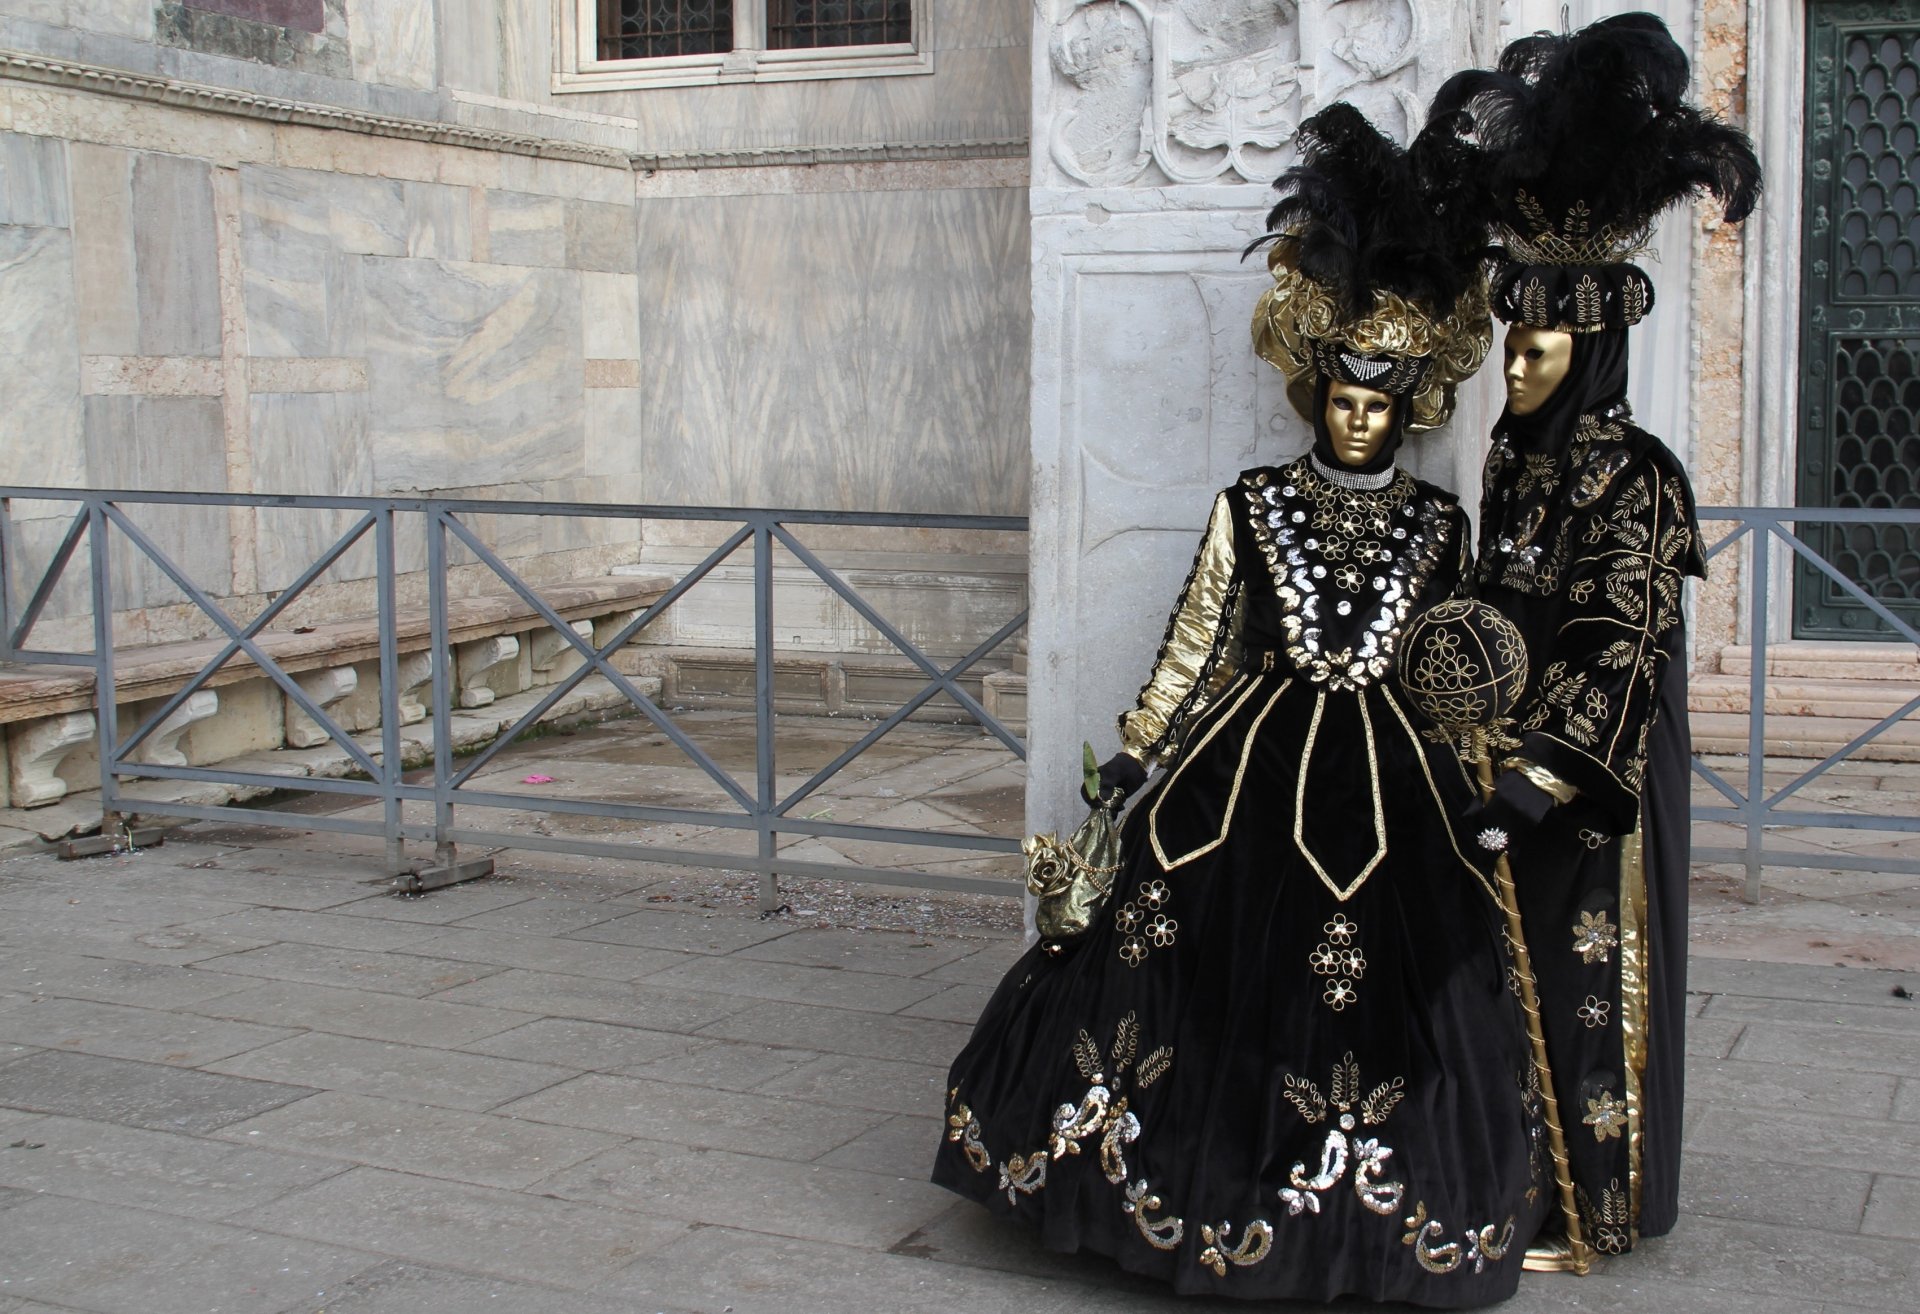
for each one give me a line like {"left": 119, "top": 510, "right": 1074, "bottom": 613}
{"left": 583, "top": 386, "right": 641, "bottom": 485}
{"left": 82, "top": 396, "right": 231, "bottom": 608}
{"left": 635, "top": 184, "right": 1028, "bottom": 515}
{"left": 72, "top": 0, "right": 155, "bottom": 38}
{"left": 0, "top": 224, "right": 84, "bottom": 490}
{"left": 239, "top": 165, "right": 367, "bottom": 357}
{"left": 437, "top": 0, "right": 502, "bottom": 97}
{"left": 248, "top": 390, "right": 375, "bottom": 592}
{"left": 68, "top": 143, "right": 138, "bottom": 357}
{"left": 345, "top": 0, "right": 436, "bottom": 91}
{"left": 565, "top": 199, "right": 635, "bottom": 274}
{"left": 0, "top": 132, "right": 70, "bottom": 228}
{"left": 131, "top": 152, "right": 220, "bottom": 357}
{"left": 485, "top": 189, "right": 567, "bottom": 268}
{"left": 362, "top": 257, "right": 584, "bottom": 491}
{"left": 580, "top": 270, "right": 639, "bottom": 360}
{"left": 403, "top": 180, "right": 472, "bottom": 261}
{"left": 324, "top": 171, "right": 408, "bottom": 257}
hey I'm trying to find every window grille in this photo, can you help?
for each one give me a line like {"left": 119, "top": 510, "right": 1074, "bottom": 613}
{"left": 597, "top": 0, "right": 734, "bottom": 59}
{"left": 768, "top": 0, "right": 911, "bottom": 50}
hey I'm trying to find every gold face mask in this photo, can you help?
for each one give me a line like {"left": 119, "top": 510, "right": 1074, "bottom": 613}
{"left": 1502, "top": 324, "right": 1575, "bottom": 416}
{"left": 1323, "top": 380, "right": 1398, "bottom": 467}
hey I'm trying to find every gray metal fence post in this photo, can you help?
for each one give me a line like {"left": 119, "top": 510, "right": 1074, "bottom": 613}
{"left": 1745, "top": 521, "right": 1771, "bottom": 903}
{"left": 429, "top": 506, "right": 454, "bottom": 874}
{"left": 754, "top": 517, "right": 778, "bottom": 912}
{"left": 88, "top": 499, "right": 121, "bottom": 839}
{"left": 376, "top": 507, "right": 404, "bottom": 877}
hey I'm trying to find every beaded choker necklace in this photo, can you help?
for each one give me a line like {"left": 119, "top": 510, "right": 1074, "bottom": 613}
{"left": 1309, "top": 452, "right": 1396, "bottom": 491}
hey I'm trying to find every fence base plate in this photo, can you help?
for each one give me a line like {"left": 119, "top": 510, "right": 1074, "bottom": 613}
{"left": 394, "top": 856, "right": 494, "bottom": 896}
{"left": 57, "top": 827, "right": 168, "bottom": 860}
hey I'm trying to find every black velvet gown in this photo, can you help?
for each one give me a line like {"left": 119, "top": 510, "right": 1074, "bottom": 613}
{"left": 935, "top": 456, "right": 1551, "bottom": 1307}
{"left": 1473, "top": 402, "right": 1704, "bottom": 1251}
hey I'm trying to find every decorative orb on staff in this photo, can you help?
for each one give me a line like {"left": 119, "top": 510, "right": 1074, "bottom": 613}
{"left": 1396, "top": 598, "right": 1594, "bottom": 1273}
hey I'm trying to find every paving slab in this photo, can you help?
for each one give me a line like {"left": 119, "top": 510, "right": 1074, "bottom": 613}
{"left": 0, "top": 1050, "right": 314, "bottom": 1134}
{"left": 569, "top": 906, "right": 800, "bottom": 954}
{"left": 0, "top": 1193, "right": 378, "bottom": 1314}
{"left": 1686, "top": 1016, "right": 1745, "bottom": 1058}
{"left": 0, "top": 1113, "right": 345, "bottom": 1221}
{"left": 178, "top": 906, "right": 463, "bottom": 953}
{"left": 538, "top": 1140, "right": 956, "bottom": 1249}
{"left": 0, "top": 996, "right": 295, "bottom": 1067}
{"left": 187, "top": 978, "right": 536, "bottom": 1048}
{"left": 191, "top": 941, "right": 503, "bottom": 998}
{"left": 1616, "top": 1212, "right": 1919, "bottom": 1308}
{"left": 613, "top": 1037, "right": 824, "bottom": 1091}
{"left": 589, "top": 1224, "right": 1092, "bottom": 1314}
{"left": 330, "top": 884, "right": 537, "bottom": 924}
{"left": 273, "top": 1260, "right": 684, "bottom": 1314}
{"left": 1678, "top": 1149, "right": 1874, "bottom": 1232}
{"left": 214, "top": 1090, "right": 622, "bottom": 1189}
{"left": 446, "top": 897, "right": 629, "bottom": 936}
{"left": 407, "top": 925, "right": 687, "bottom": 980}
{"left": 496, "top": 1072, "right": 886, "bottom": 1160}
{"left": 0, "top": 909, "right": 274, "bottom": 966}
{"left": 923, "top": 940, "right": 1027, "bottom": 986}
{"left": 430, "top": 969, "right": 749, "bottom": 1032}
{"left": 1702, "top": 991, "right": 1920, "bottom": 1034}
{"left": 757, "top": 1052, "right": 948, "bottom": 1118}
{"left": 1, "top": 950, "right": 253, "bottom": 1011}
{"left": 203, "top": 1031, "right": 574, "bottom": 1112}
{"left": 898, "top": 981, "right": 993, "bottom": 1023}
{"left": 107, "top": 864, "right": 376, "bottom": 912}
{"left": 815, "top": 1111, "right": 942, "bottom": 1175}
{"left": 1863, "top": 1172, "right": 1920, "bottom": 1241}
{"left": 1686, "top": 1102, "right": 1920, "bottom": 1175}
{"left": 1686, "top": 1053, "right": 1900, "bottom": 1119}
{"left": 695, "top": 998, "right": 977, "bottom": 1062}
{"left": 640, "top": 955, "right": 945, "bottom": 1014}
{"left": 1730, "top": 1019, "right": 1920, "bottom": 1076}
{"left": 732, "top": 926, "right": 976, "bottom": 976}
{"left": 0, "top": 886, "right": 257, "bottom": 932}
{"left": 457, "top": 1017, "right": 711, "bottom": 1072}
{"left": 244, "top": 1166, "right": 685, "bottom": 1291}
{"left": 1896, "top": 1077, "right": 1919, "bottom": 1122}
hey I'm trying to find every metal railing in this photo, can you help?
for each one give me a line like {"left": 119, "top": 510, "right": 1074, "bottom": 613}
{"left": 0, "top": 488, "right": 1028, "bottom": 902}
{"left": 1692, "top": 506, "right": 1920, "bottom": 902}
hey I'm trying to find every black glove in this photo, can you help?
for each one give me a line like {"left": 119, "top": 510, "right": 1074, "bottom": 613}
{"left": 1461, "top": 770, "right": 1556, "bottom": 856}
{"left": 1082, "top": 752, "right": 1147, "bottom": 809}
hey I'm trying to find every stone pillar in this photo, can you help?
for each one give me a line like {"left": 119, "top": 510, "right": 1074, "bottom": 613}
{"left": 1026, "top": 1, "right": 1502, "bottom": 837}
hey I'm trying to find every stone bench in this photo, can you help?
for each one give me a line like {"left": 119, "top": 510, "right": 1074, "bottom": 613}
{"left": 0, "top": 575, "right": 672, "bottom": 810}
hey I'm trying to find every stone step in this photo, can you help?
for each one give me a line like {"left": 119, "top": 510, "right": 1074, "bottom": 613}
{"left": 1689, "top": 709, "right": 1920, "bottom": 761}
{"left": 1717, "top": 641, "right": 1920, "bottom": 681}
{"left": 1690, "top": 672, "right": 1920, "bottom": 719}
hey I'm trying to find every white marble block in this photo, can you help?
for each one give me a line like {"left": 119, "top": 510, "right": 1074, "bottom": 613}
{"left": 394, "top": 651, "right": 433, "bottom": 725}
{"left": 284, "top": 667, "right": 357, "bottom": 749}
{"left": 530, "top": 621, "right": 593, "bottom": 683}
{"left": 8, "top": 711, "right": 96, "bottom": 807}
{"left": 132, "top": 690, "right": 219, "bottom": 767}
{"left": 456, "top": 635, "right": 520, "bottom": 708}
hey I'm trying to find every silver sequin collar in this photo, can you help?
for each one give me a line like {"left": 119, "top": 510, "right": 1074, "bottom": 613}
{"left": 1308, "top": 453, "right": 1397, "bottom": 491}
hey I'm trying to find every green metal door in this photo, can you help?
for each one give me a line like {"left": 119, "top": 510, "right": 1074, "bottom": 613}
{"left": 1796, "top": 1, "right": 1920, "bottom": 638}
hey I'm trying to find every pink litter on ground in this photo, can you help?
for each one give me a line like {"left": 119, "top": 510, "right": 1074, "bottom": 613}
{"left": 521, "top": 774, "right": 555, "bottom": 784}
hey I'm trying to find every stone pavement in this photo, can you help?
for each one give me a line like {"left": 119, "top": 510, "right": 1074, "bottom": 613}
{"left": 0, "top": 719, "right": 1913, "bottom": 1312}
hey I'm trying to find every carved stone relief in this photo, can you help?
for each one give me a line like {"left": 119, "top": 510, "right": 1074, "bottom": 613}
{"left": 1048, "top": 0, "right": 1428, "bottom": 186}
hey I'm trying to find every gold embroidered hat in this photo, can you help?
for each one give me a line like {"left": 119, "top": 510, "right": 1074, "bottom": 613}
{"left": 1428, "top": 11, "right": 1760, "bottom": 332}
{"left": 1248, "top": 103, "right": 1493, "bottom": 433}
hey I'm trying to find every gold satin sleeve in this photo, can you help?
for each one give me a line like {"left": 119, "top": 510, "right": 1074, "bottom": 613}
{"left": 1503, "top": 756, "right": 1581, "bottom": 804}
{"left": 1118, "top": 492, "right": 1241, "bottom": 764}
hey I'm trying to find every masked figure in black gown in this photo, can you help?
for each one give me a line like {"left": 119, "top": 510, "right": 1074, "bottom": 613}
{"left": 1429, "top": 12, "right": 1760, "bottom": 1262}
{"left": 932, "top": 105, "right": 1552, "bottom": 1308}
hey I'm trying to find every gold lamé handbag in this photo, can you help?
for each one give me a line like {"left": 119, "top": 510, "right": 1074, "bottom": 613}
{"left": 1023, "top": 744, "right": 1125, "bottom": 940}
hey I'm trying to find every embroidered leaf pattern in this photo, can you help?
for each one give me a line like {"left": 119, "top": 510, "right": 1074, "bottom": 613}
{"left": 1137, "top": 1046, "right": 1174, "bottom": 1089}
{"left": 1073, "top": 1029, "right": 1102, "bottom": 1083}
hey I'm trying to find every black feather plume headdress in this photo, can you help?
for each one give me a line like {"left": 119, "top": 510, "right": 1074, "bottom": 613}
{"left": 1430, "top": 11, "right": 1761, "bottom": 331}
{"left": 1247, "top": 103, "right": 1494, "bottom": 433}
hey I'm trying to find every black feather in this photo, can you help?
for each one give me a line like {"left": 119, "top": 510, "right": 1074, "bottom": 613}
{"left": 1245, "top": 102, "right": 1487, "bottom": 321}
{"left": 1430, "top": 11, "right": 1760, "bottom": 239}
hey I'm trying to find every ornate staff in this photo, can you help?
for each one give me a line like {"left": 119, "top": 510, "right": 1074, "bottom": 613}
{"left": 1397, "top": 599, "right": 1592, "bottom": 1274}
